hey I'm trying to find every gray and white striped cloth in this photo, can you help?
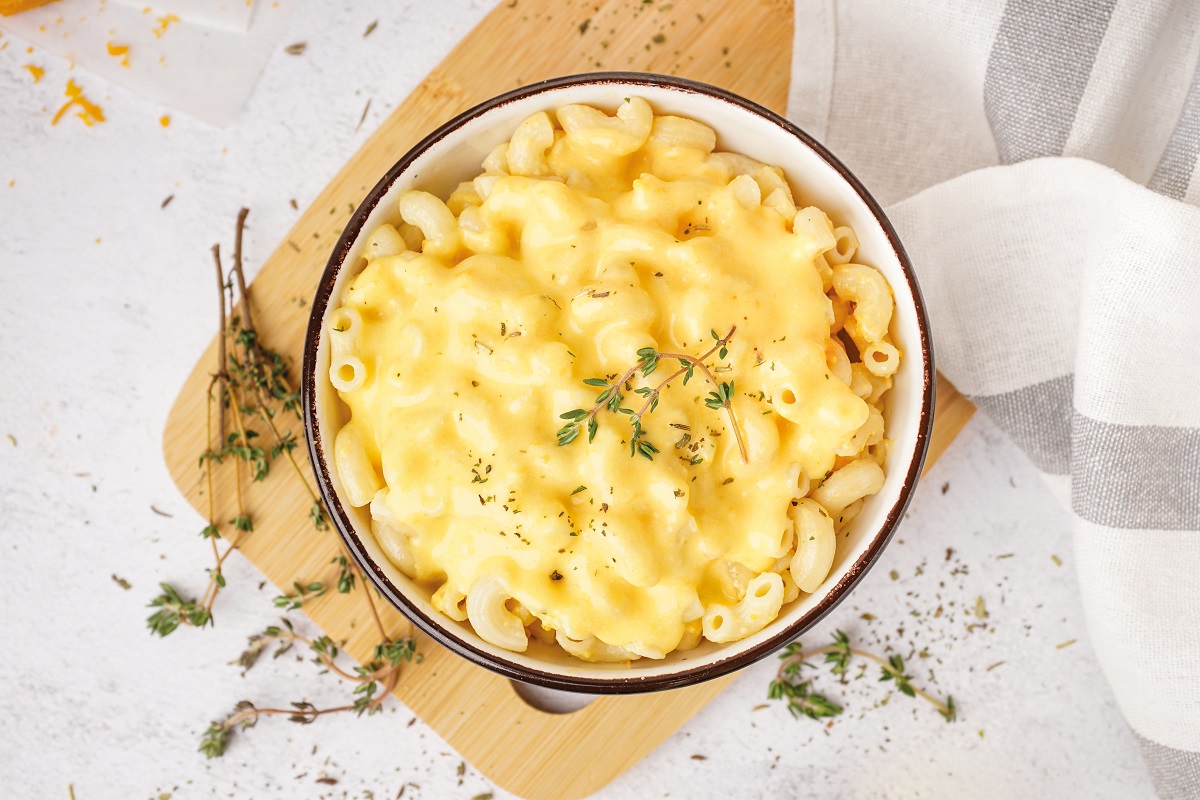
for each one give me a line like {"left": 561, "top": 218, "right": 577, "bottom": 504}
{"left": 788, "top": 1, "right": 1200, "bottom": 796}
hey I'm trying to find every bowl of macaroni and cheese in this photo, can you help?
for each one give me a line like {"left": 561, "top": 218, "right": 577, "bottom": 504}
{"left": 302, "top": 73, "right": 934, "bottom": 692}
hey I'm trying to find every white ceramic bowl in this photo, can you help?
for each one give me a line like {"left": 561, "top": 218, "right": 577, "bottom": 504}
{"left": 302, "top": 73, "right": 934, "bottom": 693}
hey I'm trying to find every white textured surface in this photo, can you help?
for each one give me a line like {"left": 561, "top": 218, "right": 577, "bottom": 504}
{"left": 0, "top": 2, "right": 1156, "bottom": 798}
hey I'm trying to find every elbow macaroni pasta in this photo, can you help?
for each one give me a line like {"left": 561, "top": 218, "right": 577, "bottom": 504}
{"left": 327, "top": 99, "right": 901, "bottom": 662}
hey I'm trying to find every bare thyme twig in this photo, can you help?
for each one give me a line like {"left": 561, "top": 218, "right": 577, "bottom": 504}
{"left": 230, "top": 207, "right": 255, "bottom": 332}
{"left": 202, "top": 618, "right": 417, "bottom": 757}
{"left": 225, "top": 208, "right": 327, "bottom": 530}
{"left": 358, "top": 569, "right": 390, "bottom": 644}
{"left": 212, "top": 244, "right": 227, "bottom": 445}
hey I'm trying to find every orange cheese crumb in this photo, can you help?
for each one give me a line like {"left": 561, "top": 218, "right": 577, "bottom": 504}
{"left": 159, "top": 115, "right": 170, "bottom": 127}
{"left": 22, "top": 64, "right": 44, "bottom": 82}
{"left": 106, "top": 41, "right": 130, "bottom": 67}
{"left": 151, "top": 12, "right": 179, "bottom": 38}
{"left": 51, "top": 79, "right": 105, "bottom": 127}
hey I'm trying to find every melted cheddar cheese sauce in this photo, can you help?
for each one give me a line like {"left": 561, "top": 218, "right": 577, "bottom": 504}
{"left": 331, "top": 99, "right": 883, "bottom": 659}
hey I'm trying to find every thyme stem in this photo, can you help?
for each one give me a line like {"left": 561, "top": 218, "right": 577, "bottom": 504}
{"left": 245, "top": 628, "right": 383, "bottom": 683}
{"left": 224, "top": 210, "right": 322, "bottom": 511}
{"left": 581, "top": 362, "right": 644, "bottom": 427}
{"left": 212, "top": 244, "right": 227, "bottom": 444}
{"left": 253, "top": 404, "right": 322, "bottom": 505}
{"left": 358, "top": 568, "right": 390, "bottom": 644}
{"left": 556, "top": 325, "right": 747, "bottom": 463}
{"left": 205, "top": 627, "right": 414, "bottom": 756}
{"left": 230, "top": 208, "right": 256, "bottom": 341}
{"left": 642, "top": 326, "right": 747, "bottom": 463}
{"left": 201, "top": 382, "right": 222, "bottom": 613}
{"left": 223, "top": 702, "right": 355, "bottom": 729}
{"left": 228, "top": 207, "right": 297, "bottom": 400}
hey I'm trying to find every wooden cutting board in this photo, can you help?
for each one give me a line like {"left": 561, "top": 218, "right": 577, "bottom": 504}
{"left": 161, "top": 1, "right": 976, "bottom": 797}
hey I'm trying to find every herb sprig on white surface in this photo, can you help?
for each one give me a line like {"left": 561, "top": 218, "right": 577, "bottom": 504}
{"left": 769, "top": 629, "right": 957, "bottom": 722}
{"left": 201, "top": 617, "right": 418, "bottom": 758}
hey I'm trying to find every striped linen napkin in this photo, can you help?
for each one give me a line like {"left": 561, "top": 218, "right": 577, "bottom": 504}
{"left": 788, "top": 1, "right": 1200, "bottom": 796}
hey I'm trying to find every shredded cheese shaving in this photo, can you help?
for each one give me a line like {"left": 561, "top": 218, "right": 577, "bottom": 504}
{"left": 106, "top": 41, "right": 130, "bottom": 68}
{"left": 151, "top": 13, "right": 180, "bottom": 39}
{"left": 51, "top": 79, "right": 105, "bottom": 127}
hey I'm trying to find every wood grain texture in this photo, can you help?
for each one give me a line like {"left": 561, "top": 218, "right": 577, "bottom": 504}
{"left": 161, "top": 1, "right": 975, "bottom": 798}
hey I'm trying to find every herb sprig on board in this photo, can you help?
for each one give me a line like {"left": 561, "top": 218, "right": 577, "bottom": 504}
{"left": 202, "top": 611, "right": 418, "bottom": 757}
{"left": 144, "top": 208, "right": 420, "bottom": 758}
{"left": 768, "top": 630, "right": 957, "bottom": 722}
{"left": 272, "top": 581, "right": 328, "bottom": 611}
{"left": 556, "top": 327, "right": 748, "bottom": 463}
{"left": 146, "top": 209, "right": 331, "bottom": 638}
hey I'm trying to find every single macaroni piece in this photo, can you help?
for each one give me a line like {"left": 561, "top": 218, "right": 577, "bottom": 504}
{"left": 466, "top": 576, "right": 529, "bottom": 653}
{"left": 556, "top": 96, "right": 652, "bottom": 156}
{"left": 811, "top": 459, "right": 886, "bottom": 516}
{"left": 327, "top": 99, "right": 901, "bottom": 662}
{"left": 648, "top": 114, "right": 717, "bottom": 153}
{"left": 827, "top": 225, "right": 859, "bottom": 265}
{"left": 398, "top": 190, "right": 458, "bottom": 258}
{"left": 363, "top": 223, "right": 407, "bottom": 261}
{"left": 789, "top": 499, "right": 836, "bottom": 593}
{"left": 863, "top": 341, "right": 901, "bottom": 377}
{"left": 370, "top": 490, "right": 417, "bottom": 576}
{"left": 334, "top": 425, "right": 381, "bottom": 508}
{"left": 557, "top": 631, "right": 640, "bottom": 663}
{"left": 506, "top": 111, "right": 555, "bottom": 176}
{"left": 702, "top": 572, "right": 786, "bottom": 643}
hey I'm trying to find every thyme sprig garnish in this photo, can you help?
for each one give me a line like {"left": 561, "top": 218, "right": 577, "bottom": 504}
{"left": 202, "top": 610, "right": 417, "bottom": 758}
{"left": 556, "top": 327, "right": 748, "bottom": 463}
{"left": 768, "top": 630, "right": 957, "bottom": 723}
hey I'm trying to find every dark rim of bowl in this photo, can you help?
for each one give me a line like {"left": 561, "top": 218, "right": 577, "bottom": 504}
{"left": 302, "top": 71, "right": 935, "bottom": 694}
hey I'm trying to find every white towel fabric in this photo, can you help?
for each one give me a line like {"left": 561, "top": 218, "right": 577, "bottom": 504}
{"left": 788, "top": 2, "right": 1200, "bottom": 797}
